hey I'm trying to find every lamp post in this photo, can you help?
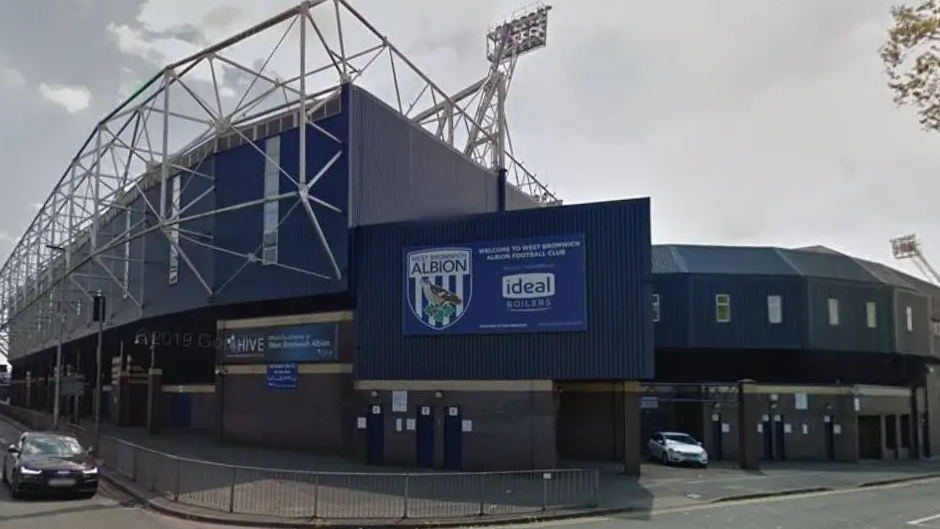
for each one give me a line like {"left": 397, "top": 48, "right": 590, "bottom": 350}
{"left": 92, "top": 290, "right": 106, "bottom": 449}
{"left": 45, "top": 244, "right": 66, "bottom": 431}
{"left": 137, "top": 331, "right": 157, "bottom": 433}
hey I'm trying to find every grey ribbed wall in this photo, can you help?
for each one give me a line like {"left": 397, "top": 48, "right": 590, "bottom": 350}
{"left": 347, "top": 85, "right": 502, "bottom": 226}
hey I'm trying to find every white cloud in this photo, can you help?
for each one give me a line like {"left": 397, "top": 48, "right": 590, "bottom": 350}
{"left": 37, "top": 83, "right": 92, "bottom": 113}
{"left": 1, "top": 67, "right": 25, "bottom": 87}
{"left": 0, "top": 231, "right": 17, "bottom": 244}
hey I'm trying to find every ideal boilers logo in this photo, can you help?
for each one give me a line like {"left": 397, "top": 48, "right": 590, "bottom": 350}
{"left": 406, "top": 248, "right": 473, "bottom": 330}
{"left": 502, "top": 272, "right": 555, "bottom": 312}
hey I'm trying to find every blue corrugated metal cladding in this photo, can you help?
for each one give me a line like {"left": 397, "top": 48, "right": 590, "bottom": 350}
{"left": 353, "top": 197, "right": 653, "bottom": 381}
{"left": 211, "top": 104, "right": 349, "bottom": 306}
{"left": 55, "top": 160, "right": 216, "bottom": 344}
{"left": 652, "top": 244, "right": 937, "bottom": 356}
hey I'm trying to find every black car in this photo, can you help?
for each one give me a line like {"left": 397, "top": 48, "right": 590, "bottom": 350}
{"left": 2, "top": 432, "right": 98, "bottom": 499}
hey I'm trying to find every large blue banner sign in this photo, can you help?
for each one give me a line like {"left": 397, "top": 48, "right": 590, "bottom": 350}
{"left": 219, "top": 323, "right": 337, "bottom": 364}
{"left": 402, "top": 234, "right": 587, "bottom": 336}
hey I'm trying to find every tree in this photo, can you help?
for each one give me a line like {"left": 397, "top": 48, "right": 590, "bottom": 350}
{"left": 881, "top": 1, "right": 940, "bottom": 131}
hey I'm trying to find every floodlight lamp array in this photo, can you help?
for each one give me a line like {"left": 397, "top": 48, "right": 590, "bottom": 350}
{"left": 891, "top": 235, "right": 920, "bottom": 258}
{"left": 486, "top": 4, "right": 551, "bottom": 62}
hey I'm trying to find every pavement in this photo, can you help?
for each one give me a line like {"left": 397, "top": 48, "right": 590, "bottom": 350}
{"left": 0, "top": 476, "right": 250, "bottom": 529}
{"left": 524, "top": 476, "right": 940, "bottom": 528}
{"left": 4, "top": 405, "right": 940, "bottom": 527}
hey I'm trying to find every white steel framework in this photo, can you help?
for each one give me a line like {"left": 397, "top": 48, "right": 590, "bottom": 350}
{"left": 0, "top": 0, "right": 557, "bottom": 362}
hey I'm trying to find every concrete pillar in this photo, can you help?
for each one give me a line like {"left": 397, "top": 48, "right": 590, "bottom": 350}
{"left": 147, "top": 368, "right": 162, "bottom": 434}
{"left": 921, "top": 367, "right": 940, "bottom": 459}
{"left": 834, "top": 393, "right": 859, "bottom": 462}
{"left": 36, "top": 377, "right": 46, "bottom": 411}
{"left": 737, "top": 379, "right": 759, "bottom": 471}
{"left": 114, "top": 371, "right": 132, "bottom": 427}
{"left": 621, "top": 380, "right": 641, "bottom": 475}
{"left": 896, "top": 414, "right": 906, "bottom": 459}
{"left": 25, "top": 372, "right": 32, "bottom": 409}
{"left": 879, "top": 415, "right": 889, "bottom": 459}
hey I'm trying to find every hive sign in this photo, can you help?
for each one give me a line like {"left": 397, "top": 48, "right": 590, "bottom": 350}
{"left": 403, "top": 234, "right": 586, "bottom": 336}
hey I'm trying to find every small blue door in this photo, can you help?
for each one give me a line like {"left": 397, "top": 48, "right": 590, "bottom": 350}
{"left": 366, "top": 404, "right": 385, "bottom": 465}
{"left": 443, "top": 406, "right": 463, "bottom": 471}
{"left": 170, "top": 394, "right": 192, "bottom": 429}
{"left": 761, "top": 417, "right": 773, "bottom": 460}
{"left": 416, "top": 405, "right": 435, "bottom": 468}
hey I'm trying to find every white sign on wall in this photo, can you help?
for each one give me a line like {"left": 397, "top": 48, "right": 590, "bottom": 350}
{"left": 391, "top": 391, "right": 408, "bottom": 413}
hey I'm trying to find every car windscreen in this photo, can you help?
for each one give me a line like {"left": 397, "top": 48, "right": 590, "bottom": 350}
{"left": 22, "top": 436, "right": 85, "bottom": 457}
{"left": 663, "top": 434, "right": 697, "bottom": 445}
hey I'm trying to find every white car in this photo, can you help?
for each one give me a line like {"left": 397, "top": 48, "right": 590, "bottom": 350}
{"left": 648, "top": 431, "right": 708, "bottom": 468}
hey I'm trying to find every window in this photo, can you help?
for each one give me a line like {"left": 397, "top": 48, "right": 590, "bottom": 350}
{"left": 168, "top": 175, "right": 181, "bottom": 284}
{"left": 262, "top": 136, "right": 281, "bottom": 264}
{"left": 651, "top": 294, "right": 660, "bottom": 322}
{"left": 122, "top": 209, "right": 131, "bottom": 298}
{"left": 932, "top": 319, "right": 940, "bottom": 336}
{"left": 767, "top": 295, "right": 782, "bottom": 324}
{"left": 866, "top": 302, "right": 877, "bottom": 329}
{"left": 827, "top": 298, "right": 839, "bottom": 326}
{"left": 715, "top": 294, "right": 731, "bottom": 323}
{"left": 906, "top": 306, "right": 914, "bottom": 332}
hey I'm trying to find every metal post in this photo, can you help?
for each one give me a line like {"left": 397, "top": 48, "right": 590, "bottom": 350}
{"left": 48, "top": 246, "right": 66, "bottom": 430}
{"left": 146, "top": 337, "right": 155, "bottom": 431}
{"left": 92, "top": 291, "right": 105, "bottom": 449}
{"left": 52, "top": 313, "right": 63, "bottom": 430}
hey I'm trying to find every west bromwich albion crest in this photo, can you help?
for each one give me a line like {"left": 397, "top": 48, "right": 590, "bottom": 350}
{"left": 406, "top": 248, "right": 473, "bottom": 331}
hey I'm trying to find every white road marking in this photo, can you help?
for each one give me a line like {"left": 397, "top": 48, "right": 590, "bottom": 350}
{"left": 907, "top": 513, "right": 940, "bottom": 526}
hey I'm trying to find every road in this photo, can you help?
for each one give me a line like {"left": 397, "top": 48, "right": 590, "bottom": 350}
{"left": 0, "top": 420, "right": 244, "bottom": 529}
{"left": 520, "top": 477, "right": 940, "bottom": 529}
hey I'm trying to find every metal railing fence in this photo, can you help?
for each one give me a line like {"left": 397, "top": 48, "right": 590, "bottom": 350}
{"left": 0, "top": 403, "right": 599, "bottom": 520}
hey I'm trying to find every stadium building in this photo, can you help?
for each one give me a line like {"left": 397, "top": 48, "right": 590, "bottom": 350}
{"left": 0, "top": 2, "right": 654, "bottom": 472}
{"left": 3, "top": 2, "right": 939, "bottom": 472}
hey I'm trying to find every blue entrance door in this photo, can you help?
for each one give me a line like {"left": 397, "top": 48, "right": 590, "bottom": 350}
{"left": 443, "top": 406, "right": 463, "bottom": 470}
{"left": 366, "top": 404, "right": 385, "bottom": 465}
{"left": 416, "top": 405, "right": 435, "bottom": 468}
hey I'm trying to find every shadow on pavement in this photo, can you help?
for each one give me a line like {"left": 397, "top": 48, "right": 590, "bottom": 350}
{"left": 0, "top": 404, "right": 604, "bottom": 520}
{"left": 0, "top": 496, "right": 121, "bottom": 522}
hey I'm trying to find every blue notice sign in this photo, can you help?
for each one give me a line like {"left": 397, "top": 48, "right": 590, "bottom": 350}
{"left": 403, "top": 234, "right": 587, "bottom": 335}
{"left": 266, "top": 363, "right": 298, "bottom": 389}
{"left": 220, "top": 323, "right": 337, "bottom": 364}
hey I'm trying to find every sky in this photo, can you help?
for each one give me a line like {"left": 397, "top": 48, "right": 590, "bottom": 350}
{"left": 0, "top": 0, "right": 937, "bottom": 303}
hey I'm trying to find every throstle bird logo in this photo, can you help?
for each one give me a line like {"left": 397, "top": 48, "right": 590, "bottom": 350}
{"left": 406, "top": 248, "right": 473, "bottom": 331}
